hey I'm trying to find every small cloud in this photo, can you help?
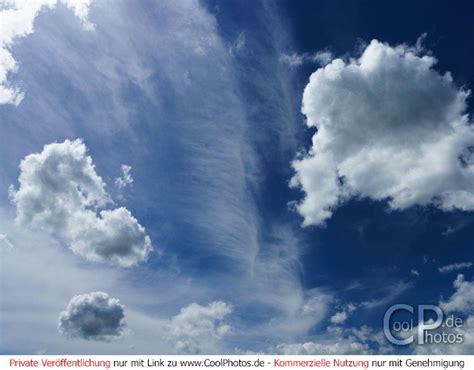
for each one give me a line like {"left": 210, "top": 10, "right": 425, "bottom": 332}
{"left": 58, "top": 292, "right": 125, "bottom": 341}
{"left": 411, "top": 269, "right": 420, "bottom": 276}
{"left": 329, "top": 303, "right": 357, "bottom": 325}
{"left": 280, "top": 51, "right": 333, "bottom": 68}
{"left": 330, "top": 311, "right": 348, "bottom": 325}
{"left": 442, "top": 219, "right": 470, "bottom": 236}
{"left": 115, "top": 164, "right": 134, "bottom": 189}
{"left": 229, "top": 32, "right": 246, "bottom": 57}
{"left": 438, "top": 262, "right": 473, "bottom": 274}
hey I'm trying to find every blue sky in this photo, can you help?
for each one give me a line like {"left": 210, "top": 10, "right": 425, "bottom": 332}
{"left": 1, "top": 0, "right": 474, "bottom": 355}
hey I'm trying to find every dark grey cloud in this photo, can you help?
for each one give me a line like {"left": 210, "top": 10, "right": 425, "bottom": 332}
{"left": 58, "top": 292, "right": 125, "bottom": 341}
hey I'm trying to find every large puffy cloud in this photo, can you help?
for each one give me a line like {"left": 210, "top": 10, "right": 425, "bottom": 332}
{"left": 58, "top": 292, "right": 125, "bottom": 341}
{"left": 9, "top": 139, "right": 152, "bottom": 267}
{"left": 291, "top": 39, "right": 474, "bottom": 226}
{"left": 0, "top": 0, "right": 93, "bottom": 105}
{"left": 169, "top": 301, "right": 233, "bottom": 354}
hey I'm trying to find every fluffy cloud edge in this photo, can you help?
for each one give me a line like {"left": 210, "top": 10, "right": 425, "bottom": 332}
{"left": 9, "top": 139, "right": 153, "bottom": 267}
{"left": 0, "top": 0, "right": 94, "bottom": 105}
{"left": 291, "top": 38, "right": 474, "bottom": 226}
{"left": 58, "top": 291, "right": 125, "bottom": 341}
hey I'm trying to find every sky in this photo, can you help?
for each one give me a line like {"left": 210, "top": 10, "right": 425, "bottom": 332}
{"left": 0, "top": 0, "right": 474, "bottom": 355}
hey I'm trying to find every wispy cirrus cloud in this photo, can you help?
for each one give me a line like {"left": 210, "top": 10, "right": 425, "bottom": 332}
{"left": 279, "top": 51, "right": 333, "bottom": 67}
{"left": 438, "top": 262, "right": 473, "bottom": 274}
{"left": 0, "top": 0, "right": 322, "bottom": 355}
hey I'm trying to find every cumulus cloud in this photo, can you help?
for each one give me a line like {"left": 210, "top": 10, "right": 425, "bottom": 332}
{"left": 438, "top": 262, "right": 473, "bottom": 274}
{"left": 275, "top": 325, "right": 391, "bottom": 355}
{"left": 169, "top": 301, "right": 233, "bottom": 354}
{"left": 414, "top": 315, "right": 474, "bottom": 355}
{"left": 440, "top": 274, "right": 474, "bottom": 314}
{"left": 329, "top": 303, "right": 356, "bottom": 325}
{"left": 115, "top": 165, "right": 133, "bottom": 189}
{"left": 276, "top": 340, "right": 369, "bottom": 355}
{"left": 415, "top": 274, "right": 474, "bottom": 354}
{"left": 291, "top": 39, "right": 474, "bottom": 226}
{"left": 9, "top": 139, "right": 152, "bottom": 267}
{"left": 0, "top": 0, "right": 93, "bottom": 105}
{"left": 58, "top": 292, "right": 125, "bottom": 341}
{"left": 60, "top": 0, "right": 94, "bottom": 29}
{"left": 329, "top": 310, "right": 347, "bottom": 325}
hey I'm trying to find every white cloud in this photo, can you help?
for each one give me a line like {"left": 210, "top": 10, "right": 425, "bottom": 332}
{"left": 414, "top": 315, "right": 474, "bottom": 355}
{"left": 249, "top": 287, "right": 333, "bottom": 343}
{"left": 411, "top": 269, "right": 420, "bottom": 276}
{"left": 280, "top": 51, "right": 333, "bottom": 68}
{"left": 438, "top": 262, "right": 473, "bottom": 274}
{"left": 329, "top": 310, "right": 347, "bottom": 324}
{"left": 440, "top": 274, "right": 474, "bottom": 314}
{"left": 276, "top": 340, "right": 370, "bottom": 355}
{"left": 58, "top": 292, "right": 125, "bottom": 341}
{"left": 68, "top": 207, "right": 152, "bottom": 267}
{"left": 0, "top": 0, "right": 316, "bottom": 354}
{"left": 169, "top": 301, "right": 233, "bottom": 354}
{"left": 0, "top": 0, "right": 93, "bottom": 105}
{"left": 115, "top": 164, "right": 133, "bottom": 189}
{"left": 291, "top": 39, "right": 474, "bottom": 226}
{"left": 0, "top": 210, "right": 203, "bottom": 354}
{"left": 330, "top": 302, "right": 357, "bottom": 325}
{"left": 275, "top": 325, "right": 391, "bottom": 355}
{"left": 60, "top": 0, "right": 94, "bottom": 30}
{"left": 9, "top": 139, "right": 152, "bottom": 267}
{"left": 414, "top": 274, "right": 474, "bottom": 354}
